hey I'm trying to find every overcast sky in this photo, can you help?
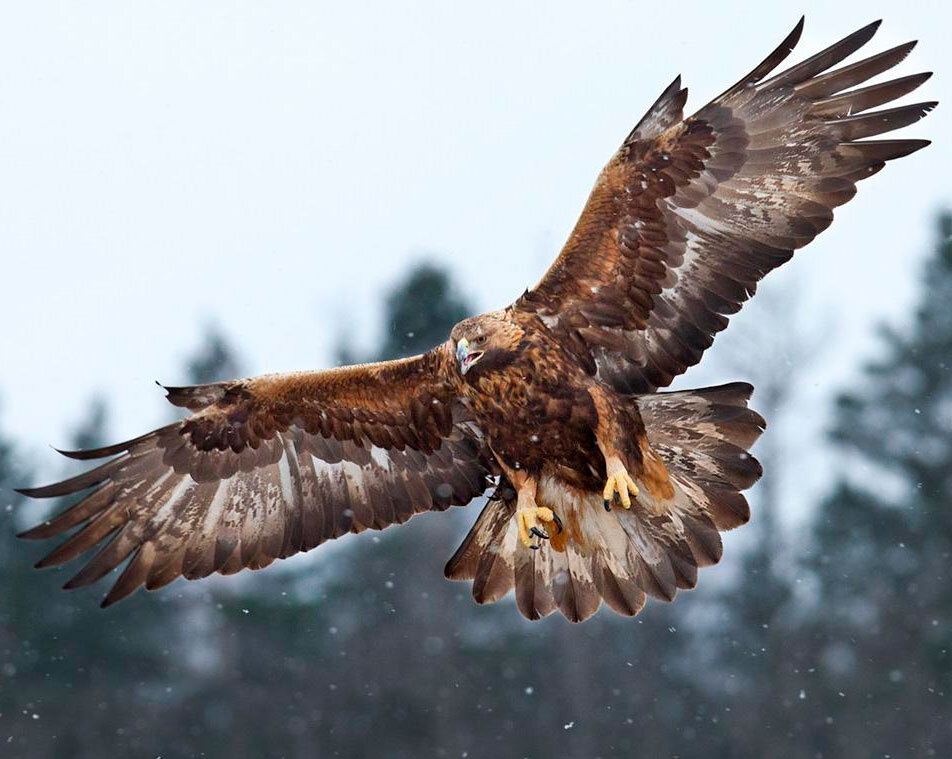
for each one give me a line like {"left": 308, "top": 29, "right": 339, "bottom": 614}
{"left": 1, "top": 2, "right": 948, "bottom": 487}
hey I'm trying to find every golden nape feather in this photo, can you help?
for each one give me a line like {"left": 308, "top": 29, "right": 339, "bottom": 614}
{"left": 19, "top": 18, "right": 933, "bottom": 621}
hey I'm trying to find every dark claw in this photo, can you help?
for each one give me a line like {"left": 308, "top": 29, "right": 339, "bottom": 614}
{"left": 529, "top": 526, "right": 549, "bottom": 541}
{"left": 529, "top": 543, "right": 540, "bottom": 550}
{"left": 603, "top": 499, "right": 612, "bottom": 512}
{"left": 552, "top": 513, "right": 564, "bottom": 533}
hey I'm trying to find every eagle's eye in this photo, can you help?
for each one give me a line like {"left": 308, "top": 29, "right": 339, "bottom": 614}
{"left": 474, "top": 335, "right": 488, "bottom": 346}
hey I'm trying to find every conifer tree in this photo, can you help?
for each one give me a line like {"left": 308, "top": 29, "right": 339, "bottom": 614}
{"left": 808, "top": 211, "right": 952, "bottom": 755}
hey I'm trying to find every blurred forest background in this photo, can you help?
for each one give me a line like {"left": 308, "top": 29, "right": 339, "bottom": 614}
{"left": 2, "top": 211, "right": 951, "bottom": 758}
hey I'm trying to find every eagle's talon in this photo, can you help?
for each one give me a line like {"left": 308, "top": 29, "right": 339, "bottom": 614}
{"left": 602, "top": 460, "right": 639, "bottom": 511}
{"left": 516, "top": 504, "right": 556, "bottom": 549}
{"left": 551, "top": 513, "right": 564, "bottom": 534}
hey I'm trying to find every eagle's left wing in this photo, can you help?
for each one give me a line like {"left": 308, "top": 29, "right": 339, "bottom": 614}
{"left": 18, "top": 347, "right": 493, "bottom": 606}
{"left": 515, "top": 19, "right": 934, "bottom": 393}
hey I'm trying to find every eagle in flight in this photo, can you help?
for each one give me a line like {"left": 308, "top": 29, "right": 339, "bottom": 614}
{"left": 19, "top": 19, "right": 935, "bottom": 621}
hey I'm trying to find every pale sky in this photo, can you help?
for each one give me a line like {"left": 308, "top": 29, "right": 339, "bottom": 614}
{"left": 1, "top": 1, "right": 948, "bottom": 489}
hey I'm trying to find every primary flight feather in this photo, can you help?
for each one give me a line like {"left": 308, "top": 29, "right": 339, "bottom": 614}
{"left": 19, "top": 18, "right": 935, "bottom": 621}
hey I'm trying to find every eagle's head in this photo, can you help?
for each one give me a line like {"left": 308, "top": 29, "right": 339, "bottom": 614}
{"left": 450, "top": 311, "right": 524, "bottom": 378}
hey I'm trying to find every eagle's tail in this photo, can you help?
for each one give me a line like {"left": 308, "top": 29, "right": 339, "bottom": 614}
{"left": 444, "top": 382, "right": 764, "bottom": 622}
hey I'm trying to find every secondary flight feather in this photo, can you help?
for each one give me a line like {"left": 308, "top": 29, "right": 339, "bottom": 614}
{"left": 19, "top": 18, "right": 935, "bottom": 621}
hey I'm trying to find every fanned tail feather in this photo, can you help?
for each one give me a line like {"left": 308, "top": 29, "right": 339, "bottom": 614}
{"left": 445, "top": 382, "right": 764, "bottom": 622}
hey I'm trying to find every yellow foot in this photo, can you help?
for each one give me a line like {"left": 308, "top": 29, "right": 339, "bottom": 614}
{"left": 603, "top": 458, "right": 639, "bottom": 511}
{"left": 516, "top": 505, "right": 564, "bottom": 550}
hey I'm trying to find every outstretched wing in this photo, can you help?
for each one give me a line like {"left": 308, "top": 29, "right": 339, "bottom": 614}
{"left": 516, "top": 18, "right": 934, "bottom": 393}
{"left": 18, "top": 346, "right": 493, "bottom": 606}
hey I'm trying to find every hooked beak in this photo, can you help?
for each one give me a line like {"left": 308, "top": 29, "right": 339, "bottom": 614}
{"left": 456, "top": 338, "right": 482, "bottom": 375}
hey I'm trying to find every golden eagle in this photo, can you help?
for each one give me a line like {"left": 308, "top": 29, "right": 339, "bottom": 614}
{"left": 19, "top": 19, "right": 935, "bottom": 621}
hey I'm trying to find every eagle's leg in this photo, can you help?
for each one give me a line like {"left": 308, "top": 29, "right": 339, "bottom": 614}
{"left": 513, "top": 477, "right": 556, "bottom": 549}
{"left": 602, "top": 457, "right": 640, "bottom": 512}
{"left": 587, "top": 385, "right": 641, "bottom": 512}
{"left": 489, "top": 452, "right": 564, "bottom": 549}
{"left": 493, "top": 465, "right": 562, "bottom": 549}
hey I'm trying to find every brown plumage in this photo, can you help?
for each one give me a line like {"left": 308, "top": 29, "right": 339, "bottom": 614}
{"left": 18, "top": 18, "right": 934, "bottom": 621}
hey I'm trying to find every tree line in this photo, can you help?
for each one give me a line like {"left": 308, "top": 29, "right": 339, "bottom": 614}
{"left": 2, "top": 215, "right": 951, "bottom": 757}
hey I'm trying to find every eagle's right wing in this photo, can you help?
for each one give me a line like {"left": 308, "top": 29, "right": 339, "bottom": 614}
{"left": 19, "top": 346, "right": 493, "bottom": 606}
